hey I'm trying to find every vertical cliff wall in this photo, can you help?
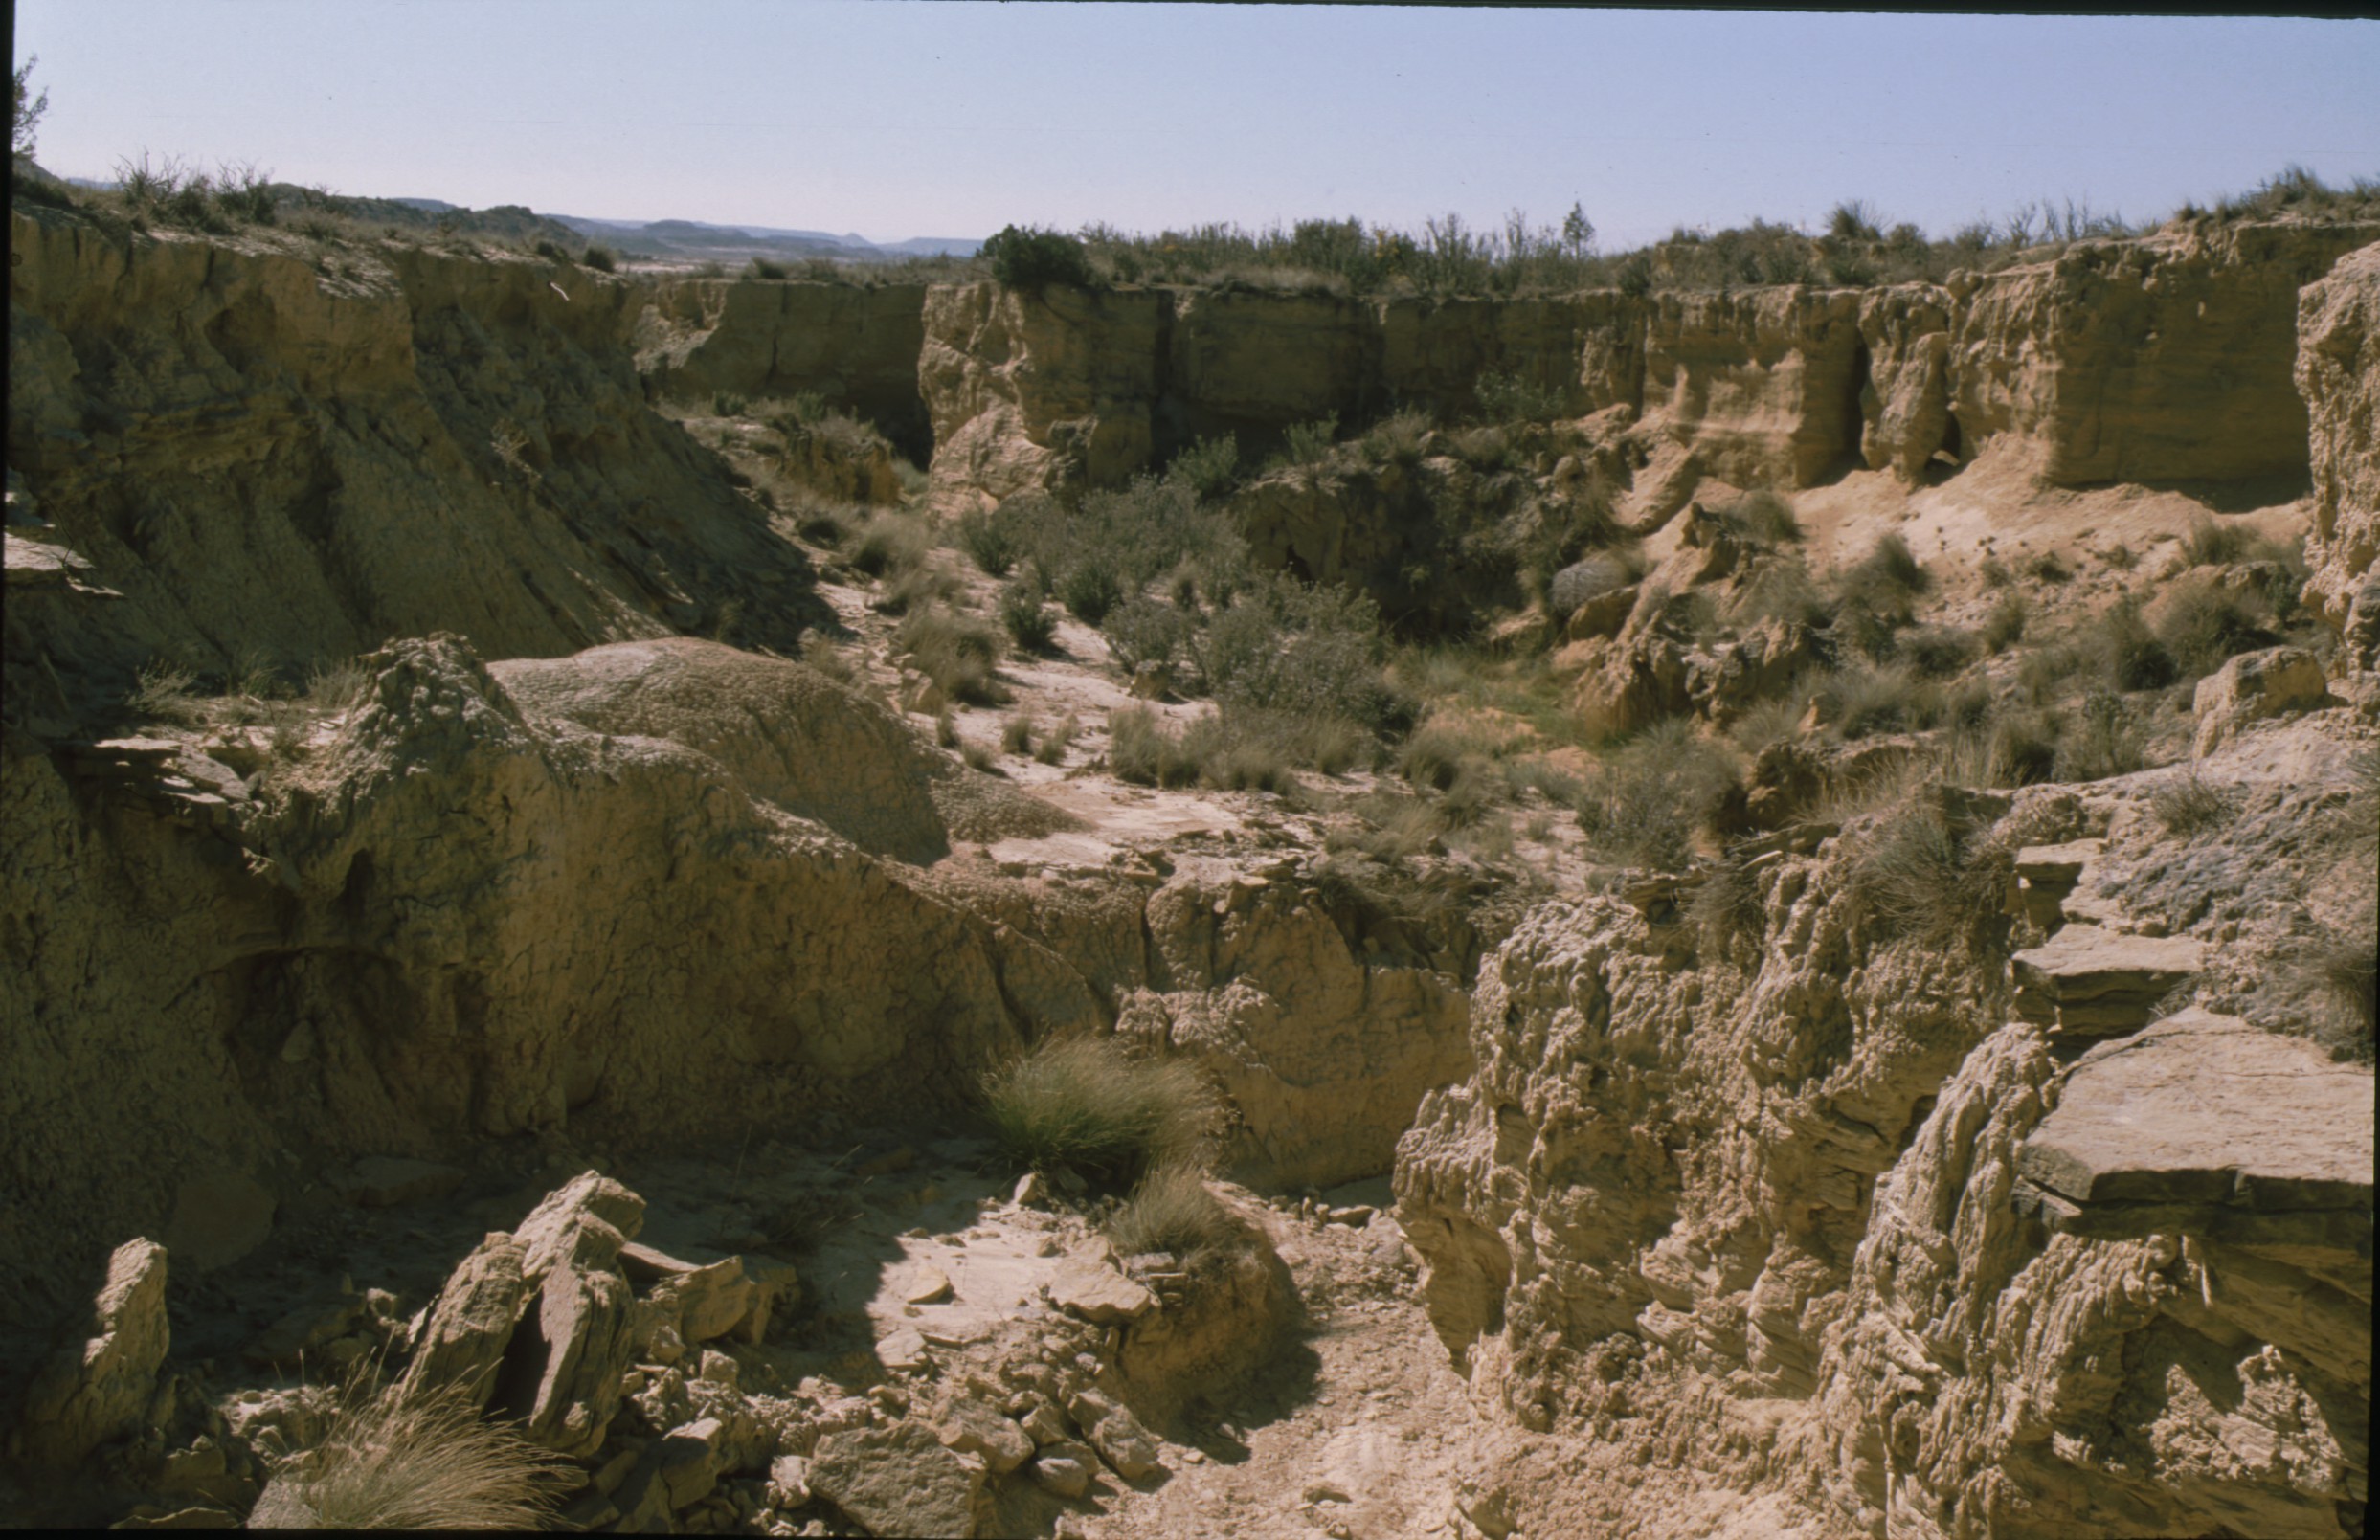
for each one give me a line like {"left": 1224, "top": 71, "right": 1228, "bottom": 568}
{"left": 2296, "top": 241, "right": 2380, "bottom": 666}
{"left": 6, "top": 207, "right": 827, "bottom": 706}
{"left": 905, "top": 222, "right": 2380, "bottom": 515}
{"left": 632, "top": 278, "right": 932, "bottom": 458}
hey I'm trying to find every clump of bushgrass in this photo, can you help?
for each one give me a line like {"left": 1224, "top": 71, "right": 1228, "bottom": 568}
{"left": 1898, "top": 626, "right": 1977, "bottom": 681}
{"left": 246, "top": 1382, "right": 565, "bottom": 1530}
{"left": 1000, "top": 712, "right": 1037, "bottom": 755}
{"left": 1108, "top": 705, "right": 1198, "bottom": 788}
{"left": 1035, "top": 713, "right": 1080, "bottom": 766}
{"left": 2154, "top": 577, "right": 2277, "bottom": 679}
{"left": 800, "top": 632, "right": 860, "bottom": 685}
{"left": 2085, "top": 597, "right": 2178, "bottom": 691}
{"left": 128, "top": 660, "right": 204, "bottom": 725}
{"left": 1690, "top": 842, "right": 1769, "bottom": 953}
{"left": 1057, "top": 557, "right": 1125, "bottom": 626}
{"left": 981, "top": 1035, "right": 1220, "bottom": 1185}
{"left": 1105, "top": 1166, "right": 1243, "bottom": 1263}
{"left": 1847, "top": 791, "right": 2010, "bottom": 949}
{"left": 934, "top": 708, "right": 960, "bottom": 748}
{"left": 1987, "top": 707, "right": 2062, "bottom": 787}
{"left": 2053, "top": 689, "right": 2144, "bottom": 782}
{"left": 900, "top": 604, "right": 1005, "bottom": 706}
{"left": 849, "top": 509, "right": 932, "bottom": 579}
{"left": 960, "top": 738, "right": 1000, "bottom": 774}
{"left": 1982, "top": 593, "right": 2029, "bottom": 655}
{"left": 874, "top": 562, "right": 960, "bottom": 616}
{"left": 2149, "top": 769, "right": 2234, "bottom": 836}
{"left": 1101, "top": 597, "right": 1190, "bottom": 676}
{"left": 1826, "top": 660, "right": 1937, "bottom": 739}
{"left": 2025, "top": 550, "right": 2071, "bottom": 584}
{"left": 1575, "top": 719, "right": 1743, "bottom": 869}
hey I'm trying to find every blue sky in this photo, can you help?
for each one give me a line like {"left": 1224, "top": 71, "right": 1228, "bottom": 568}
{"left": 15, "top": 3, "right": 2378, "bottom": 248}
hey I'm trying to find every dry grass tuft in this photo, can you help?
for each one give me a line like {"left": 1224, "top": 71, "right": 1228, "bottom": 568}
{"left": 1104, "top": 1165, "right": 1244, "bottom": 1264}
{"left": 982, "top": 1035, "right": 1221, "bottom": 1186}
{"left": 2149, "top": 769, "right": 2234, "bottom": 837}
{"left": 246, "top": 1382, "right": 564, "bottom": 1530}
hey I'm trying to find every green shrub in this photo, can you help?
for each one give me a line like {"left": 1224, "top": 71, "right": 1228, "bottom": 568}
{"left": 2025, "top": 550, "right": 2071, "bottom": 584}
{"left": 1840, "top": 532, "right": 1930, "bottom": 609}
{"left": 981, "top": 1035, "right": 1219, "bottom": 1184}
{"left": 999, "top": 574, "right": 1058, "bottom": 653}
{"left": 1165, "top": 435, "right": 1243, "bottom": 501}
{"left": 1277, "top": 412, "right": 1339, "bottom": 468}
{"left": 579, "top": 243, "right": 618, "bottom": 273}
{"left": 1473, "top": 367, "right": 1563, "bottom": 423}
{"left": 712, "top": 391, "right": 748, "bottom": 417}
{"left": 748, "top": 257, "right": 791, "bottom": 279}
{"left": 1058, "top": 557, "right": 1124, "bottom": 625}
{"left": 981, "top": 225, "right": 1095, "bottom": 293}
{"left": 2180, "top": 515, "right": 2257, "bottom": 568}
{"left": 1396, "top": 721, "right": 1479, "bottom": 793}
{"left": 1980, "top": 555, "right": 2014, "bottom": 589}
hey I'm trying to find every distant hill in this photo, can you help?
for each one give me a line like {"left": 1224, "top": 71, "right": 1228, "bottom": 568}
{"left": 552, "top": 212, "right": 978, "bottom": 267}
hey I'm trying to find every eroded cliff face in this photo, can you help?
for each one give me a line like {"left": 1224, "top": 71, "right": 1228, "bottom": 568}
{"left": 2297, "top": 241, "right": 2380, "bottom": 666}
{"left": 1392, "top": 721, "right": 2374, "bottom": 1539}
{"left": 5, "top": 207, "right": 826, "bottom": 706}
{"left": 632, "top": 278, "right": 931, "bottom": 458}
{"left": 1943, "top": 222, "right": 2380, "bottom": 486}
{"left": 912, "top": 223, "right": 2380, "bottom": 519}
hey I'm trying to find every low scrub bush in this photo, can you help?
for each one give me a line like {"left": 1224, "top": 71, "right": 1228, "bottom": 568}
{"left": 1164, "top": 434, "right": 1243, "bottom": 501}
{"left": 1108, "top": 705, "right": 1200, "bottom": 789}
{"left": 1690, "top": 843, "right": 1769, "bottom": 953}
{"left": 1987, "top": 708, "right": 2061, "bottom": 786}
{"left": 955, "top": 504, "right": 1023, "bottom": 576}
{"left": 1273, "top": 413, "right": 1340, "bottom": 469}
{"left": 1728, "top": 490, "right": 1804, "bottom": 547}
{"left": 1057, "top": 557, "right": 1125, "bottom": 626}
{"left": 982, "top": 225, "right": 1096, "bottom": 293}
{"left": 981, "top": 1035, "right": 1219, "bottom": 1184}
{"left": 1035, "top": 713, "right": 1081, "bottom": 766}
{"left": 1547, "top": 550, "right": 1644, "bottom": 620}
{"left": 998, "top": 578, "right": 1059, "bottom": 654}
{"left": 1899, "top": 626, "right": 1977, "bottom": 680}
{"left": 1840, "top": 532, "right": 1930, "bottom": 609}
{"left": 799, "top": 632, "right": 859, "bottom": 685}
{"left": 1001, "top": 712, "right": 1037, "bottom": 755}
{"left": 1101, "top": 596, "right": 1190, "bottom": 675}
{"left": 2150, "top": 769, "right": 2234, "bottom": 836}
{"left": 2087, "top": 598, "right": 2179, "bottom": 691}
{"left": 579, "top": 243, "right": 618, "bottom": 272}
{"left": 1826, "top": 661, "right": 1937, "bottom": 739}
{"left": 1472, "top": 367, "right": 1564, "bottom": 423}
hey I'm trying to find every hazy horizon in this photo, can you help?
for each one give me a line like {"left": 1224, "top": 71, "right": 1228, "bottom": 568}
{"left": 15, "top": 4, "right": 2379, "bottom": 250}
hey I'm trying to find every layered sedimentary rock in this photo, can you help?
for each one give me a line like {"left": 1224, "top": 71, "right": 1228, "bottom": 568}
{"left": 1640, "top": 287, "right": 1868, "bottom": 486}
{"left": 1394, "top": 752, "right": 2374, "bottom": 1538}
{"left": 911, "top": 222, "right": 2379, "bottom": 515}
{"left": 632, "top": 278, "right": 931, "bottom": 458}
{"left": 4, "top": 207, "right": 825, "bottom": 704}
{"left": 1946, "top": 222, "right": 2380, "bottom": 485}
{"left": 2296, "top": 239, "right": 2380, "bottom": 663}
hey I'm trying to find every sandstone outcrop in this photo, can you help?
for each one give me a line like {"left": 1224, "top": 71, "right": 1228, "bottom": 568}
{"left": 913, "top": 223, "right": 2378, "bottom": 519}
{"left": 1117, "top": 862, "right": 1475, "bottom": 1191}
{"left": 1641, "top": 287, "right": 1867, "bottom": 486}
{"left": 17, "top": 1239, "right": 171, "bottom": 1468}
{"left": 1947, "top": 221, "right": 2380, "bottom": 485}
{"left": 2296, "top": 239, "right": 2380, "bottom": 664}
{"left": 633, "top": 278, "right": 932, "bottom": 458}
{"left": 5, "top": 206, "right": 828, "bottom": 714}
